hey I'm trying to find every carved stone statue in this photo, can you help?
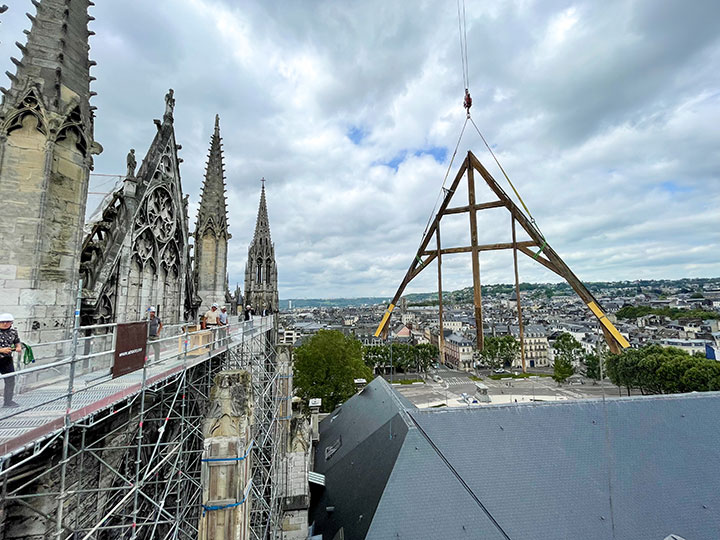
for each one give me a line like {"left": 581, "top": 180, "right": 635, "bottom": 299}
{"left": 164, "top": 88, "right": 175, "bottom": 118}
{"left": 126, "top": 148, "right": 136, "bottom": 177}
{"left": 204, "top": 370, "right": 252, "bottom": 438}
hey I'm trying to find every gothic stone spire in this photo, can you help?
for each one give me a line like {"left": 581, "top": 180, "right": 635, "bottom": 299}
{"left": 193, "top": 114, "right": 230, "bottom": 310}
{"left": 244, "top": 181, "right": 278, "bottom": 312}
{"left": 253, "top": 179, "right": 272, "bottom": 242}
{"left": 195, "top": 114, "right": 229, "bottom": 237}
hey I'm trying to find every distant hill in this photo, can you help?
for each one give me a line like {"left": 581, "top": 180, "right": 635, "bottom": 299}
{"left": 279, "top": 277, "right": 720, "bottom": 309}
{"left": 278, "top": 297, "right": 389, "bottom": 309}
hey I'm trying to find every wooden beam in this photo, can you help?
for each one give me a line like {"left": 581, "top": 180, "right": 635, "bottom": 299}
{"left": 436, "top": 226, "right": 445, "bottom": 365}
{"left": 408, "top": 252, "right": 437, "bottom": 281}
{"left": 467, "top": 156, "right": 484, "bottom": 352}
{"left": 422, "top": 240, "right": 536, "bottom": 256}
{"left": 512, "top": 216, "right": 526, "bottom": 373}
{"left": 444, "top": 200, "right": 506, "bottom": 215}
{"left": 517, "top": 246, "right": 561, "bottom": 276}
{"left": 468, "top": 151, "right": 629, "bottom": 352}
{"left": 374, "top": 157, "right": 469, "bottom": 337}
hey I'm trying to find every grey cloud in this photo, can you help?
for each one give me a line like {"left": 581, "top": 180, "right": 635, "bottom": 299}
{"left": 1, "top": 0, "right": 718, "bottom": 299}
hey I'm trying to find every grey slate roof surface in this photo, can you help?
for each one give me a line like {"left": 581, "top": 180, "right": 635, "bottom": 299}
{"left": 313, "top": 379, "right": 720, "bottom": 540}
{"left": 366, "top": 429, "right": 508, "bottom": 540}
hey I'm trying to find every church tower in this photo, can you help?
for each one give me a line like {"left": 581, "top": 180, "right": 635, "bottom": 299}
{"left": 244, "top": 181, "right": 278, "bottom": 313}
{"left": 193, "top": 115, "right": 230, "bottom": 311}
{"left": 0, "top": 0, "right": 102, "bottom": 340}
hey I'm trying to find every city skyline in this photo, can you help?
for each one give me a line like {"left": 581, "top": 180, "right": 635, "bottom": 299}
{"left": 2, "top": 0, "right": 718, "bottom": 298}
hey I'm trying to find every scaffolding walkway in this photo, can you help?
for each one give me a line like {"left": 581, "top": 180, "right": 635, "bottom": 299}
{"left": 0, "top": 315, "right": 280, "bottom": 540}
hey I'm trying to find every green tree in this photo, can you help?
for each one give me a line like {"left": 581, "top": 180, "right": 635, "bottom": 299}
{"left": 584, "top": 353, "right": 601, "bottom": 382}
{"left": 294, "top": 330, "right": 373, "bottom": 413}
{"left": 481, "top": 335, "right": 519, "bottom": 369}
{"left": 391, "top": 343, "right": 415, "bottom": 372}
{"left": 414, "top": 343, "right": 439, "bottom": 373}
{"left": 605, "top": 344, "right": 720, "bottom": 396}
{"left": 362, "top": 344, "right": 390, "bottom": 371}
{"left": 553, "top": 333, "right": 585, "bottom": 366}
{"left": 552, "top": 356, "right": 574, "bottom": 383}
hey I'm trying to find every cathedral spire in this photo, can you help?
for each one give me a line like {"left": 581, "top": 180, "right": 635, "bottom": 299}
{"left": 1, "top": 0, "right": 96, "bottom": 125}
{"left": 244, "top": 181, "right": 278, "bottom": 313}
{"left": 253, "top": 178, "right": 272, "bottom": 242}
{"left": 193, "top": 115, "right": 230, "bottom": 311}
{"left": 195, "top": 114, "right": 228, "bottom": 236}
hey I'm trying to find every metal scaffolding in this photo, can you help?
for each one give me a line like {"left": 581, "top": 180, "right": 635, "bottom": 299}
{"left": 227, "top": 321, "right": 285, "bottom": 540}
{"left": 0, "top": 315, "right": 281, "bottom": 540}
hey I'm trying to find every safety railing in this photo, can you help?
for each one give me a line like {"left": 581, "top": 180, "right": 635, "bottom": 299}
{"left": 0, "top": 315, "right": 273, "bottom": 439}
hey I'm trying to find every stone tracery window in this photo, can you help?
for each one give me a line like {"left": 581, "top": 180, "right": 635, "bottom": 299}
{"left": 147, "top": 187, "right": 176, "bottom": 242}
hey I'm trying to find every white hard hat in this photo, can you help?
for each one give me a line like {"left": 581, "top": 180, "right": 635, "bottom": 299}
{"left": 149, "top": 306, "right": 156, "bottom": 312}
{"left": 0, "top": 313, "right": 14, "bottom": 322}
{"left": 221, "top": 306, "right": 227, "bottom": 310}
{"left": 212, "top": 302, "right": 219, "bottom": 308}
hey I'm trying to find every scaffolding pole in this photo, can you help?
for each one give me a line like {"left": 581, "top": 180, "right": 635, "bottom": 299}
{"left": 0, "top": 316, "right": 280, "bottom": 540}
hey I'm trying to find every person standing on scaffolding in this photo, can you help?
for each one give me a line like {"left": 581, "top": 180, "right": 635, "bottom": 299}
{"left": 204, "top": 303, "right": 221, "bottom": 346}
{"left": 218, "top": 306, "right": 228, "bottom": 346}
{"left": 148, "top": 307, "right": 163, "bottom": 363}
{"left": 0, "top": 313, "right": 21, "bottom": 408}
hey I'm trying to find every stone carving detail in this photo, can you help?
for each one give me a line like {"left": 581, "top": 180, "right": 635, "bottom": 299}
{"left": 133, "top": 228, "right": 155, "bottom": 264}
{"left": 205, "top": 370, "right": 252, "bottom": 438}
{"left": 147, "top": 187, "right": 175, "bottom": 242}
{"left": 3, "top": 89, "right": 46, "bottom": 136}
{"left": 161, "top": 243, "right": 179, "bottom": 271}
{"left": 164, "top": 88, "right": 175, "bottom": 118}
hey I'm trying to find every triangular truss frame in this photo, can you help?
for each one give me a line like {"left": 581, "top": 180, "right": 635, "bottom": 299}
{"left": 375, "top": 151, "right": 629, "bottom": 370}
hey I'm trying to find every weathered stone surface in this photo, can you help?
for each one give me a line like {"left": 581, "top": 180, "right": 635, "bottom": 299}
{"left": 199, "top": 370, "right": 254, "bottom": 540}
{"left": 0, "top": 0, "right": 97, "bottom": 340}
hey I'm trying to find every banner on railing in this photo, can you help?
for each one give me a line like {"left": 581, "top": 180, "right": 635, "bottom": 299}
{"left": 112, "top": 321, "right": 148, "bottom": 379}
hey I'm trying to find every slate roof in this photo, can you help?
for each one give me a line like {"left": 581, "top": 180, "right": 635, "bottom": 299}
{"left": 311, "top": 378, "right": 720, "bottom": 540}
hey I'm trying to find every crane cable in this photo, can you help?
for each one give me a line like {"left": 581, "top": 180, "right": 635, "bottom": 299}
{"left": 424, "top": 0, "right": 546, "bottom": 260}
{"left": 421, "top": 0, "right": 471, "bottom": 239}
{"left": 457, "top": 0, "right": 470, "bottom": 91}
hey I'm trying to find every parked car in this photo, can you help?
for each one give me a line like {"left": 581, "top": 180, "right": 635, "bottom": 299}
{"left": 493, "top": 368, "right": 506, "bottom": 374}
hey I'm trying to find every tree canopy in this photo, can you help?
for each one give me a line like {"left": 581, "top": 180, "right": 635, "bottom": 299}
{"left": 362, "top": 342, "right": 438, "bottom": 373}
{"left": 615, "top": 305, "right": 719, "bottom": 320}
{"left": 552, "top": 333, "right": 581, "bottom": 382}
{"left": 294, "top": 330, "right": 373, "bottom": 413}
{"left": 480, "top": 335, "right": 519, "bottom": 369}
{"left": 605, "top": 344, "right": 720, "bottom": 395}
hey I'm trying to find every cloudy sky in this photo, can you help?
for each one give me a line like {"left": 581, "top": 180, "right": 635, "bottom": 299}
{"left": 1, "top": 0, "right": 718, "bottom": 299}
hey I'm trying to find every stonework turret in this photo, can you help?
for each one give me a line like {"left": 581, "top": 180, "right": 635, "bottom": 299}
{"left": 193, "top": 115, "right": 230, "bottom": 311}
{"left": 0, "top": 0, "right": 102, "bottom": 340}
{"left": 244, "top": 181, "right": 278, "bottom": 313}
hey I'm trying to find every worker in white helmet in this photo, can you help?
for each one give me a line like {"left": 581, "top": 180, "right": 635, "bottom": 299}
{"left": 0, "top": 313, "right": 21, "bottom": 407}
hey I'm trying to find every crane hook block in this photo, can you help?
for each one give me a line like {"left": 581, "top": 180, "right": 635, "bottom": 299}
{"left": 464, "top": 89, "right": 472, "bottom": 113}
